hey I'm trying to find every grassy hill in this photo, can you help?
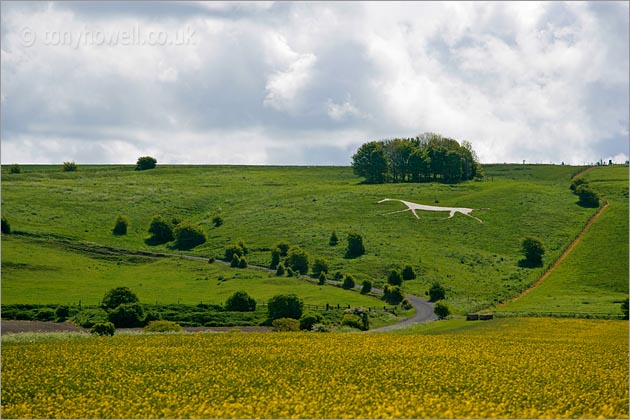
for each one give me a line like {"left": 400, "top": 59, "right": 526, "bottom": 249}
{"left": 2, "top": 163, "right": 621, "bottom": 313}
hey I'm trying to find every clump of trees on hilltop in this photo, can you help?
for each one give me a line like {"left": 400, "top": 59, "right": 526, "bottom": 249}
{"left": 351, "top": 132, "right": 484, "bottom": 184}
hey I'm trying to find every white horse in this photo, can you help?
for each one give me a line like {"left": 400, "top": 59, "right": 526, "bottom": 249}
{"left": 378, "top": 198, "right": 486, "bottom": 223}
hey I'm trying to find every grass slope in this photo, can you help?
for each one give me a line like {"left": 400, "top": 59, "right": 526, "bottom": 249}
{"left": 498, "top": 166, "right": 629, "bottom": 315}
{"left": 1, "top": 164, "right": 608, "bottom": 312}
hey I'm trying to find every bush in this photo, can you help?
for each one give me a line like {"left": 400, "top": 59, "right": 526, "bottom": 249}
{"left": 329, "top": 231, "right": 339, "bottom": 246}
{"left": 1, "top": 215, "right": 11, "bottom": 234}
{"left": 212, "top": 215, "right": 223, "bottom": 227}
{"left": 225, "top": 243, "right": 245, "bottom": 261}
{"left": 401, "top": 298, "right": 413, "bottom": 310}
{"left": 36, "top": 308, "right": 56, "bottom": 321}
{"left": 341, "top": 314, "right": 364, "bottom": 330}
{"left": 101, "top": 287, "right": 140, "bottom": 310}
{"left": 148, "top": 215, "right": 174, "bottom": 244}
{"left": 622, "top": 298, "right": 629, "bottom": 320}
{"left": 276, "top": 263, "right": 286, "bottom": 276}
{"left": 286, "top": 267, "right": 294, "bottom": 277}
{"left": 401, "top": 265, "right": 416, "bottom": 280}
{"left": 570, "top": 178, "right": 587, "bottom": 191}
{"left": 576, "top": 185, "right": 599, "bottom": 207}
{"left": 272, "top": 318, "right": 300, "bottom": 332}
{"left": 9, "top": 163, "right": 21, "bottom": 174}
{"left": 387, "top": 270, "right": 403, "bottom": 286}
{"left": 231, "top": 254, "right": 240, "bottom": 268}
{"left": 312, "top": 257, "right": 329, "bottom": 276}
{"left": 299, "top": 312, "right": 322, "bottom": 331}
{"left": 225, "top": 291, "right": 257, "bottom": 312}
{"left": 91, "top": 322, "right": 115, "bottom": 336}
{"left": 55, "top": 305, "right": 70, "bottom": 321}
{"left": 521, "top": 237, "right": 545, "bottom": 267}
{"left": 72, "top": 308, "right": 108, "bottom": 328}
{"left": 144, "top": 320, "right": 183, "bottom": 332}
{"left": 136, "top": 156, "right": 157, "bottom": 171}
{"left": 318, "top": 272, "right": 327, "bottom": 285}
{"left": 270, "top": 248, "right": 281, "bottom": 269}
{"left": 237, "top": 240, "right": 249, "bottom": 254}
{"left": 434, "top": 301, "right": 450, "bottom": 319}
{"left": 342, "top": 274, "right": 356, "bottom": 290}
{"left": 428, "top": 283, "right": 445, "bottom": 302}
{"left": 173, "top": 221, "right": 207, "bottom": 250}
{"left": 238, "top": 257, "right": 248, "bottom": 268}
{"left": 62, "top": 161, "right": 78, "bottom": 172}
{"left": 383, "top": 285, "right": 404, "bottom": 305}
{"left": 361, "top": 280, "right": 372, "bottom": 294}
{"left": 345, "top": 232, "right": 365, "bottom": 258}
{"left": 275, "top": 241, "right": 290, "bottom": 257}
{"left": 311, "top": 323, "right": 332, "bottom": 332}
{"left": 286, "top": 246, "right": 309, "bottom": 275}
{"left": 267, "top": 294, "right": 303, "bottom": 320}
{"left": 208, "top": 257, "right": 215, "bottom": 264}
{"left": 108, "top": 303, "right": 145, "bottom": 328}
{"left": 112, "top": 214, "right": 129, "bottom": 235}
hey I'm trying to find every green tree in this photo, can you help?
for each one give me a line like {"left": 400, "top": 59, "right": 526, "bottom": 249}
{"left": 212, "top": 216, "right": 223, "bottom": 227}
{"left": 270, "top": 248, "right": 281, "bottom": 269}
{"left": 1, "top": 215, "right": 11, "bottom": 234}
{"left": 173, "top": 221, "right": 207, "bottom": 249}
{"left": 147, "top": 215, "right": 173, "bottom": 244}
{"left": 345, "top": 232, "right": 365, "bottom": 258}
{"left": 312, "top": 257, "right": 329, "bottom": 276}
{"left": 101, "top": 287, "right": 140, "bottom": 310}
{"left": 286, "top": 246, "right": 309, "bottom": 275}
{"left": 318, "top": 272, "right": 327, "bottom": 285}
{"left": 91, "top": 322, "right": 115, "bottom": 336}
{"left": 434, "top": 301, "right": 450, "bottom": 319}
{"left": 521, "top": 237, "right": 545, "bottom": 267}
{"left": 225, "top": 291, "right": 257, "bottom": 312}
{"left": 342, "top": 274, "right": 356, "bottom": 290}
{"left": 276, "top": 263, "right": 286, "bottom": 276}
{"left": 428, "top": 283, "right": 445, "bottom": 302}
{"left": 108, "top": 302, "right": 145, "bottom": 328}
{"left": 267, "top": 294, "right": 304, "bottom": 320}
{"left": 112, "top": 214, "right": 129, "bottom": 235}
{"left": 329, "top": 231, "right": 339, "bottom": 246}
{"left": 361, "top": 280, "right": 372, "bottom": 294}
{"left": 383, "top": 285, "right": 404, "bottom": 305}
{"left": 55, "top": 305, "right": 70, "bottom": 321}
{"left": 387, "top": 270, "right": 403, "bottom": 286}
{"left": 576, "top": 185, "right": 599, "bottom": 207}
{"left": 238, "top": 256, "right": 248, "bottom": 269}
{"left": 299, "top": 312, "right": 322, "bottom": 331}
{"left": 225, "top": 243, "right": 245, "bottom": 261}
{"left": 62, "top": 161, "right": 78, "bottom": 172}
{"left": 401, "top": 265, "right": 416, "bottom": 280}
{"left": 136, "top": 156, "right": 157, "bottom": 171}
{"left": 351, "top": 141, "right": 389, "bottom": 184}
{"left": 9, "top": 164, "right": 21, "bottom": 174}
{"left": 275, "top": 241, "right": 290, "bottom": 257}
{"left": 230, "top": 254, "right": 240, "bottom": 268}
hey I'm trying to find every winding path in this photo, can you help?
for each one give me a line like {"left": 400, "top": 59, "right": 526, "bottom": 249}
{"left": 368, "top": 294, "right": 437, "bottom": 332}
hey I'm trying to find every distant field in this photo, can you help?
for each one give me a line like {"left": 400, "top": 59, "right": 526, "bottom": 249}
{"left": 2, "top": 318, "right": 627, "bottom": 418}
{"left": 498, "top": 166, "right": 629, "bottom": 315}
{"left": 1, "top": 164, "right": 609, "bottom": 313}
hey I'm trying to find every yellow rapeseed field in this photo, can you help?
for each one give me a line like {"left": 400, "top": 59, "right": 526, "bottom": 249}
{"left": 2, "top": 318, "right": 627, "bottom": 418}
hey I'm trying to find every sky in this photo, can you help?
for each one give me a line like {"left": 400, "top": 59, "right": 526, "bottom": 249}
{"left": 1, "top": 1, "right": 628, "bottom": 165}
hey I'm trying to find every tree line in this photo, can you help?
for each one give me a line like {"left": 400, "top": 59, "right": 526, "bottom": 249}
{"left": 351, "top": 132, "right": 484, "bottom": 184}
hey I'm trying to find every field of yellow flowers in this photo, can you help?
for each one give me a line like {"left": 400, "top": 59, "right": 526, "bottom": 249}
{"left": 2, "top": 318, "right": 627, "bottom": 418}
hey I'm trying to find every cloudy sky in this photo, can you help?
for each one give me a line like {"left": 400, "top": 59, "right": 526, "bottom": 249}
{"left": 1, "top": 1, "right": 628, "bottom": 165}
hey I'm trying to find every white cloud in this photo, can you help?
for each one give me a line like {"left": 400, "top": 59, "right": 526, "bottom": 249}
{"left": 263, "top": 49, "right": 317, "bottom": 114}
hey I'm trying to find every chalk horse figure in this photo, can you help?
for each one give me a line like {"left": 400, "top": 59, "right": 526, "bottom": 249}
{"left": 378, "top": 199, "right": 486, "bottom": 223}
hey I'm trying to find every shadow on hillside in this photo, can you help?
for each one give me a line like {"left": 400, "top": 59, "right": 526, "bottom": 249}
{"left": 517, "top": 258, "right": 543, "bottom": 269}
{"left": 144, "top": 236, "right": 170, "bottom": 247}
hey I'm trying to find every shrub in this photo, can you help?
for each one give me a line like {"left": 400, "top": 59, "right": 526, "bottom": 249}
{"left": 383, "top": 285, "right": 404, "bottom": 305}
{"left": 341, "top": 314, "right": 364, "bottom": 330}
{"left": 272, "top": 318, "right": 300, "bottom": 332}
{"left": 333, "top": 271, "right": 343, "bottom": 280}
{"left": 267, "top": 294, "right": 303, "bottom": 320}
{"left": 286, "top": 246, "right": 309, "bottom": 275}
{"left": 387, "top": 270, "right": 403, "bottom": 286}
{"left": 36, "top": 308, "right": 56, "bottom": 321}
{"left": 434, "top": 301, "right": 450, "bottom": 319}
{"left": 144, "top": 320, "right": 183, "bottom": 332}
{"left": 148, "top": 215, "right": 174, "bottom": 244}
{"left": 108, "top": 302, "right": 145, "bottom": 328}
{"left": 521, "top": 237, "right": 545, "bottom": 267}
{"left": 55, "top": 305, "right": 70, "bottom": 321}
{"left": 576, "top": 185, "right": 599, "bottom": 207}
{"left": 276, "top": 263, "right": 286, "bottom": 276}
{"left": 401, "top": 298, "right": 413, "bottom": 310}
{"left": 1, "top": 215, "right": 11, "bottom": 234}
{"left": 299, "top": 312, "right": 322, "bottom": 331}
{"left": 173, "top": 221, "right": 207, "bottom": 249}
{"left": 318, "top": 272, "right": 327, "bottom": 285}
{"left": 270, "top": 248, "right": 281, "bottom": 269}
{"left": 238, "top": 257, "right": 248, "bottom": 269}
{"left": 101, "top": 287, "right": 140, "bottom": 310}
{"left": 342, "top": 274, "right": 356, "bottom": 290}
{"left": 312, "top": 257, "right": 329, "bottom": 276}
{"left": 238, "top": 240, "right": 249, "bottom": 254}
{"left": 112, "top": 214, "right": 129, "bottom": 235}
{"left": 286, "top": 267, "right": 294, "bottom": 277}
{"left": 428, "top": 283, "right": 445, "bottom": 302}
{"left": 225, "top": 243, "right": 245, "bottom": 261}
{"left": 311, "top": 323, "right": 331, "bottom": 332}
{"left": 9, "top": 163, "right": 21, "bottom": 174}
{"left": 345, "top": 232, "right": 365, "bottom": 258}
{"left": 72, "top": 308, "right": 108, "bottom": 328}
{"left": 622, "top": 298, "right": 629, "bottom": 320}
{"left": 212, "top": 215, "right": 223, "bottom": 227}
{"left": 570, "top": 178, "right": 587, "bottom": 191}
{"left": 329, "top": 231, "right": 339, "bottom": 246}
{"left": 361, "top": 280, "right": 372, "bottom": 294}
{"left": 275, "top": 241, "right": 290, "bottom": 257}
{"left": 225, "top": 291, "right": 257, "bottom": 312}
{"left": 208, "top": 257, "right": 215, "bottom": 264}
{"left": 62, "top": 161, "right": 78, "bottom": 172}
{"left": 135, "top": 156, "right": 157, "bottom": 171}
{"left": 91, "top": 322, "right": 115, "bottom": 336}
{"left": 231, "top": 254, "right": 240, "bottom": 268}
{"left": 401, "top": 265, "right": 416, "bottom": 280}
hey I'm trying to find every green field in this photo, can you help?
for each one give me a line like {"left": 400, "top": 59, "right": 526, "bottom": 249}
{"left": 1, "top": 164, "right": 626, "bottom": 314}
